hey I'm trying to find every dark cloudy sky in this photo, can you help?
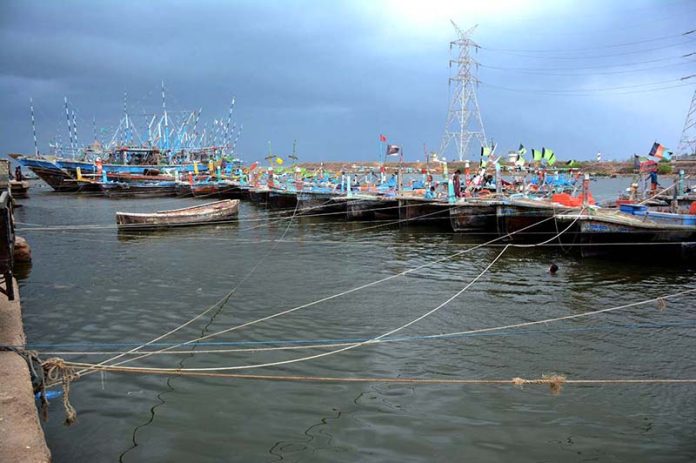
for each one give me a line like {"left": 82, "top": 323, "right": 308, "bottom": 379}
{"left": 1, "top": 0, "right": 694, "bottom": 163}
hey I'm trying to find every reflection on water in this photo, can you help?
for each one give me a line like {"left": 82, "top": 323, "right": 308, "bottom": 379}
{"left": 13, "top": 180, "right": 696, "bottom": 462}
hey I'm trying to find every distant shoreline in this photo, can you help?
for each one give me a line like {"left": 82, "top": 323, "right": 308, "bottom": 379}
{"left": 295, "top": 158, "right": 696, "bottom": 176}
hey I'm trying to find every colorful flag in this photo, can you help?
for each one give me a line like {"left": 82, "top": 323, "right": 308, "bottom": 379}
{"left": 379, "top": 134, "right": 387, "bottom": 142}
{"left": 275, "top": 157, "right": 284, "bottom": 165}
{"left": 542, "top": 147, "right": 556, "bottom": 166}
{"left": 518, "top": 144, "right": 527, "bottom": 156}
{"left": 386, "top": 144, "right": 401, "bottom": 156}
{"left": 649, "top": 142, "right": 672, "bottom": 161}
{"left": 480, "top": 146, "right": 492, "bottom": 158}
{"left": 532, "top": 149, "right": 543, "bottom": 162}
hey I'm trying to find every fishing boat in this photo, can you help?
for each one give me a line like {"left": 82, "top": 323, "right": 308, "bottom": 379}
{"left": 449, "top": 197, "right": 503, "bottom": 232}
{"left": 342, "top": 194, "right": 399, "bottom": 221}
{"left": 247, "top": 187, "right": 270, "bottom": 205}
{"left": 296, "top": 189, "right": 346, "bottom": 216}
{"left": 555, "top": 206, "right": 696, "bottom": 259}
{"left": 116, "top": 199, "right": 240, "bottom": 229}
{"left": 9, "top": 156, "right": 81, "bottom": 192}
{"left": 398, "top": 196, "right": 451, "bottom": 227}
{"left": 267, "top": 189, "right": 298, "bottom": 209}
{"left": 101, "top": 181, "right": 179, "bottom": 198}
{"left": 496, "top": 196, "right": 586, "bottom": 242}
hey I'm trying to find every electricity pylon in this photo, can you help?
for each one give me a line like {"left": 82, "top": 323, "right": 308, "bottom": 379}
{"left": 438, "top": 21, "right": 487, "bottom": 162}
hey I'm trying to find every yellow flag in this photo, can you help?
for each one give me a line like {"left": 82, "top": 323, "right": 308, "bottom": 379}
{"left": 276, "top": 157, "right": 284, "bottom": 165}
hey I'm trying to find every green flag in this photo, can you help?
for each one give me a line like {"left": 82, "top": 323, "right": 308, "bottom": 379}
{"left": 518, "top": 144, "right": 527, "bottom": 156}
{"left": 542, "top": 148, "right": 556, "bottom": 166}
{"left": 532, "top": 149, "right": 543, "bottom": 162}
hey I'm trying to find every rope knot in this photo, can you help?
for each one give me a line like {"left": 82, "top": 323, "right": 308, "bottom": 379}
{"left": 41, "top": 357, "right": 79, "bottom": 426}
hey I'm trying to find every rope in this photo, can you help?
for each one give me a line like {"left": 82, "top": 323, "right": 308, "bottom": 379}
{"left": 75, "top": 196, "right": 303, "bottom": 378}
{"left": 62, "top": 285, "right": 696, "bottom": 375}
{"left": 32, "top": 320, "right": 696, "bottom": 356}
{"left": 45, "top": 367, "right": 696, "bottom": 395}
{"left": 95, "top": 217, "right": 557, "bottom": 373}
{"left": 42, "top": 357, "right": 78, "bottom": 425}
{"left": 68, "top": 245, "right": 510, "bottom": 374}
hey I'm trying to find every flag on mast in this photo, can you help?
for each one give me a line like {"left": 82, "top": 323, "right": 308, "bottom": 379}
{"left": 542, "top": 147, "right": 556, "bottom": 166}
{"left": 649, "top": 142, "right": 672, "bottom": 160}
{"left": 386, "top": 144, "right": 401, "bottom": 156}
{"left": 379, "top": 134, "right": 387, "bottom": 142}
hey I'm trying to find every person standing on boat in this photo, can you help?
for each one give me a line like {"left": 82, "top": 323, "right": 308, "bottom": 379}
{"left": 649, "top": 170, "right": 660, "bottom": 192}
{"left": 453, "top": 170, "right": 462, "bottom": 198}
{"left": 14, "top": 166, "right": 23, "bottom": 181}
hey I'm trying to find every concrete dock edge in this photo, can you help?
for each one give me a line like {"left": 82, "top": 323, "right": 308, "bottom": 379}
{"left": 0, "top": 278, "right": 51, "bottom": 462}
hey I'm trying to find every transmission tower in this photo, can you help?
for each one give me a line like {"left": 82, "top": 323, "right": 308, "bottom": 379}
{"left": 438, "top": 21, "right": 487, "bottom": 162}
{"left": 677, "top": 89, "right": 696, "bottom": 158}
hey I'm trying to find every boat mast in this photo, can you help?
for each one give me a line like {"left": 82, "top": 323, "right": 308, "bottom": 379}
{"left": 161, "top": 81, "right": 169, "bottom": 158}
{"left": 123, "top": 91, "right": 131, "bottom": 146}
{"left": 29, "top": 98, "right": 39, "bottom": 157}
{"left": 64, "top": 97, "right": 74, "bottom": 158}
{"left": 71, "top": 109, "right": 78, "bottom": 159}
{"left": 224, "top": 97, "right": 235, "bottom": 158}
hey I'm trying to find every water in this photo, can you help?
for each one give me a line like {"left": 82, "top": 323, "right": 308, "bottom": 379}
{"left": 13, "top": 178, "right": 696, "bottom": 462}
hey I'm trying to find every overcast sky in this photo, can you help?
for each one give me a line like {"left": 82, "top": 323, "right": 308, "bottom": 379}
{"left": 1, "top": 0, "right": 694, "bottom": 163}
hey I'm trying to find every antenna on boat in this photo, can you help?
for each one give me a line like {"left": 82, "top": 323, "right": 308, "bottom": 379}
{"left": 224, "top": 98, "right": 235, "bottom": 157}
{"left": 29, "top": 98, "right": 39, "bottom": 157}
{"left": 289, "top": 139, "right": 298, "bottom": 162}
{"left": 232, "top": 124, "right": 242, "bottom": 157}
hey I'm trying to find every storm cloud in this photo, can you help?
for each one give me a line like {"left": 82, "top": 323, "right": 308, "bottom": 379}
{"left": 1, "top": 0, "right": 694, "bottom": 162}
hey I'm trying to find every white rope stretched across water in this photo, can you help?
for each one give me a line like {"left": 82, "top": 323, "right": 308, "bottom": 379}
{"left": 67, "top": 244, "right": 511, "bottom": 373}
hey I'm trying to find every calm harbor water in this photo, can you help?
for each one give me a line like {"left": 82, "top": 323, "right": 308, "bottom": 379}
{"left": 13, "top": 177, "right": 696, "bottom": 462}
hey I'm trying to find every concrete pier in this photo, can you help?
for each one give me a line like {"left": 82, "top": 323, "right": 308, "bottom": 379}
{"left": 0, "top": 278, "right": 51, "bottom": 462}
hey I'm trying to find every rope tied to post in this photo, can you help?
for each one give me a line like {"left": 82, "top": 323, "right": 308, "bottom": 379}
{"left": 42, "top": 357, "right": 78, "bottom": 425}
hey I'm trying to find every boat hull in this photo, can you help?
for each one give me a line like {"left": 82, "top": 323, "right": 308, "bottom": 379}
{"left": 449, "top": 203, "right": 498, "bottom": 232}
{"left": 398, "top": 198, "right": 450, "bottom": 227}
{"left": 116, "top": 199, "right": 240, "bottom": 229}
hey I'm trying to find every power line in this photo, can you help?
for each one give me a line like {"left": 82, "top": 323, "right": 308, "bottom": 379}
{"left": 483, "top": 30, "right": 695, "bottom": 53}
{"left": 479, "top": 59, "right": 693, "bottom": 77}
{"left": 480, "top": 80, "right": 694, "bottom": 96}
{"left": 480, "top": 39, "right": 694, "bottom": 61}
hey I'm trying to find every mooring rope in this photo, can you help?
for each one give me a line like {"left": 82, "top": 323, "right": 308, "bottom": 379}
{"left": 33, "top": 320, "right": 696, "bottom": 356}
{"left": 65, "top": 244, "right": 510, "bottom": 375}
{"left": 48, "top": 367, "right": 696, "bottom": 396}
{"left": 62, "top": 284, "right": 696, "bottom": 376}
{"left": 92, "top": 217, "right": 558, "bottom": 374}
{"left": 75, "top": 196, "right": 303, "bottom": 378}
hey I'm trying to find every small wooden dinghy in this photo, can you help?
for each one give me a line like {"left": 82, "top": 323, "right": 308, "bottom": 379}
{"left": 116, "top": 199, "right": 240, "bottom": 229}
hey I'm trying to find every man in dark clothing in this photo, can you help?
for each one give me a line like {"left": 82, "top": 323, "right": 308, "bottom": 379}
{"left": 453, "top": 169, "right": 462, "bottom": 198}
{"left": 14, "top": 166, "right": 23, "bottom": 181}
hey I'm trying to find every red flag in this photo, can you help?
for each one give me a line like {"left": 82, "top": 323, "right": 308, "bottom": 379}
{"left": 379, "top": 134, "right": 387, "bottom": 142}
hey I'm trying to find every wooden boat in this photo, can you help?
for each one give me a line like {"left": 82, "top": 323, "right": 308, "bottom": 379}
{"left": 398, "top": 196, "right": 450, "bottom": 227}
{"left": 296, "top": 190, "right": 346, "bottom": 216}
{"left": 101, "top": 182, "right": 179, "bottom": 198}
{"left": 496, "top": 197, "right": 579, "bottom": 242}
{"left": 449, "top": 198, "right": 502, "bottom": 232}
{"left": 341, "top": 195, "right": 399, "bottom": 221}
{"left": 555, "top": 208, "right": 696, "bottom": 259}
{"left": 116, "top": 199, "right": 240, "bottom": 229}
{"left": 268, "top": 189, "right": 298, "bottom": 209}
